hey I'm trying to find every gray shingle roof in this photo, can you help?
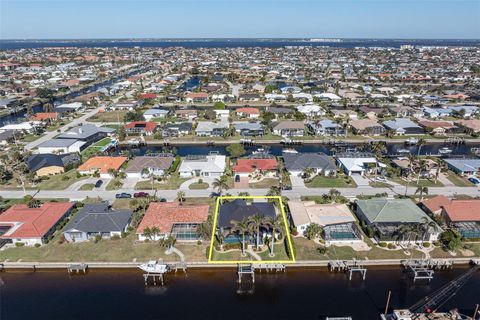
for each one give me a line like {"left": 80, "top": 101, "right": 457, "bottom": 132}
{"left": 283, "top": 152, "right": 336, "bottom": 172}
{"left": 64, "top": 203, "right": 132, "bottom": 233}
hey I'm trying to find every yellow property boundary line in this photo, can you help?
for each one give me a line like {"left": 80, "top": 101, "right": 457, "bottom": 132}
{"left": 207, "top": 195, "right": 296, "bottom": 264}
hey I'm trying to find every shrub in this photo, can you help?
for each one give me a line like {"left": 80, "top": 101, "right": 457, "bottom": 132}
{"left": 121, "top": 231, "right": 128, "bottom": 238}
{"left": 111, "top": 234, "right": 121, "bottom": 240}
{"left": 387, "top": 243, "right": 396, "bottom": 249}
{"left": 197, "top": 240, "right": 202, "bottom": 245}
{"left": 223, "top": 243, "right": 242, "bottom": 250}
{"left": 433, "top": 240, "right": 441, "bottom": 247}
{"left": 379, "top": 242, "right": 387, "bottom": 248}
{"left": 423, "top": 242, "right": 431, "bottom": 248}
{"left": 34, "top": 243, "right": 41, "bottom": 248}
{"left": 15, "top": 242, "right": 25, "bottom": 247}
{"left": 317, "top": 247, "right": 328, "bottom": 255}
{"left": 94, "top": 234, "right": 102, "bottom": 243}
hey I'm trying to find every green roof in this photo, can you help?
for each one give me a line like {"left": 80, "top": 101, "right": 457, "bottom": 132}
{"left": 356, "top": 199, "right": 434, "bottom": 224}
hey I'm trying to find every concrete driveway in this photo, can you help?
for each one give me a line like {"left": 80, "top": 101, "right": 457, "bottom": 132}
{"left": 290, "top": 175, "right": 305, "bottom": 188}
{"left": 122, "top": 177, "right": 139, "bottom": 189}
{"left": 351, "top": 174, "right": 371, "bottom": 187}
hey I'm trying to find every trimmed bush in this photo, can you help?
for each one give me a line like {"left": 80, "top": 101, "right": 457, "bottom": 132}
{"left": 379, "top": 242, "right": 387, "bottom": 248}
{"left": 423, "top": 242, "right": 431, "bottom": 247}
{"left": 387, "top": 243, "right": 396, "bottom": 249}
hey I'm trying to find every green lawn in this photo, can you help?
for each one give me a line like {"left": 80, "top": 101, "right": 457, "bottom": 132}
{"left": 20, "top": 134, "right": 42, "bottom": 142}
{"left": 249, "top": 178, "right": 279, "bottom": 188}
{"left": 95, "top": 137, "right": 113, "bottom": 147}
{"left": 35, "top": 170, "right": 88, "bottom": 190}
{"left": 389, "top": 176, "right": 444, "bottom": 188}
{"left": 106, "top": 178, "right": 123, "bottom": 190}
{"left": 305, "top": 175, "right": 357, "bottom": 188}
{"left": 87, "top": 110, "right": 128, "bottom": 122}
{"left": 135, "top": 173, "right": 188, "bottom": 190}
{"left": 79, "top": 183, "right": 95, "bottom": 191}
{"left": 445, "top": 171, "right": 474, "bottom": 187}
{"left": 189, "top": 182, "right": 209, "bottom": 190}
{"left": 369, "top": 182, "right": 393, "bottom": 188}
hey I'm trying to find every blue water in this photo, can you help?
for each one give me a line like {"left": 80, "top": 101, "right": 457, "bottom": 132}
{"left": 1, "top": 39, "right": 479, "bottom": 50}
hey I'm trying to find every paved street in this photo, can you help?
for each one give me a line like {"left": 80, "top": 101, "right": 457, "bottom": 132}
{"left": 2, "top": 185, "right": 477, "bottom": 202}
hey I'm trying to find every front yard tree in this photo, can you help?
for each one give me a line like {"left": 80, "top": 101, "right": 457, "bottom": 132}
{"left": 305, "top": 223, "right": 323, "bottom": 240}
{"left": 226, "top": 143, "right": 245, "bottom": 158}
{"left": 264, "top": 214, "right": 284, "bottom": 257}
{"left": 177, "top": 191, "right": 186, "bottom": 205}
{"left": 212, "top": 175, "right": 229, "bottom": 195}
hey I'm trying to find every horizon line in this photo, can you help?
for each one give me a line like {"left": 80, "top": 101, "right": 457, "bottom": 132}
{"left": 1, "top": 37, "right": 480, "bottom": 41}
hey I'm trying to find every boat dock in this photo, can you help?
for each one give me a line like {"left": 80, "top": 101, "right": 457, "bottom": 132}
{"left": 401, "top": 259, "right": 454, "bottom": 282}
{"left": 67, "top": 263, "right": 88, "bottom": 274}
{"left": 329, "top": 260, "right": 367, "bottom": 280}
{"left": 236, "top": 263, "right": 286, "bottom": 283}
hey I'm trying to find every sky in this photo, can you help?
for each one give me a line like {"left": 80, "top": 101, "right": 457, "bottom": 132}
{"left": 1, "top": 0, "right": 479, "bottom": 39}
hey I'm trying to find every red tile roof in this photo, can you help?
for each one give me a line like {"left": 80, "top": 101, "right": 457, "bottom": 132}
{"left": 236, "top": 107, "right": 260, "bottom": 115}
{"left": 124, "top": 121, "right": 158, "bottom": 133}
{"left": 186, "top": 92, "right": 208, "bottom": 99}
{"left": 30, "top": 112, "right": 59, "bottom": 121}
{"left": 442, "top": 200, "right": 480, "bottom": 222}
{"left": 140, "top": 93, "right": 157, "bottom": 99}
{"left": 421, "top": 195, "right": 451, "bottom": 213}
{"left": 0, "top": 202, "right": 74, "bottom": 239}
{"left": 78, "top": 156, "right": 127, "bottom": 174}
{"left": 233, "top": 158, "right": 278, "bottom": 173}
{"left": 137, "top": 202, "right": 209, "bottom": 234}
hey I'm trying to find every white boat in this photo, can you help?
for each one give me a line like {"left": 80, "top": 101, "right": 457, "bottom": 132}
{"left": 439, "top": 147, "right": 453, "bottom": 154}
{"left": 397, "top": 148, "right": 411, "bottom": 154}
{"left": 405, "top": 137, "right": 418, "bottom": 145}
{"left": 139, "top": 260, "right": 168, "bottom": 273}
{"left": 252, "top": 148, "right": 265, "bottom": 154}
{"left": 282, "top": 148, "right": 298, "bottom": 154}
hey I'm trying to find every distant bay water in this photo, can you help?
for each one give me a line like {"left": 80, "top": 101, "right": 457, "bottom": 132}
{"left": 1, "top": 38, "right": 479, "bottom": 49}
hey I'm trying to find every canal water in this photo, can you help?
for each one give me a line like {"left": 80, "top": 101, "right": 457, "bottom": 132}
{"left": 1, "top": 267, "right": 479, "bottom": 320}
{"left": 117, "top": 142, "right": 479, "bottom": 157}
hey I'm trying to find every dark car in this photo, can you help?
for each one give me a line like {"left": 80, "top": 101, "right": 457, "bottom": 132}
{"left": 159, "top": 198, "right": 167, "bottom": 202}
{"left": 115, "top": 192, "right": 132, "bottom": 199}
{"left": 134, "top": 192, "right": 149, "bottom": 198}
{"left": 95, "top": 180, "right": 103, "bottom": 188}
{"left": 281, "top": 185, "right": 292, "bottom": 190}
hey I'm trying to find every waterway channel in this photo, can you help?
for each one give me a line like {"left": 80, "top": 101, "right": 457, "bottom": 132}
{"left": 1, "top": 266, "right": 479, "bottom": 320}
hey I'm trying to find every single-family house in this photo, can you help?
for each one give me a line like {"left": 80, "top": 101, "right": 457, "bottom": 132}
{"left": 37, "top": 139, "right": 87, "bottom": 154}
{"left": 0, "top": 202, "right": 74, "bottom": 246}
{"left": 283, "top": 152, "right": 337, "bottom": 177}
{"left": 136, "top": 202, "right": 209, "bottom": 241}
{"left": 232, "top": 121, "right": 264, "bottom": 136}
{"left": 418, "top": 120, "right": 459, "bottom": 136}
{"left": 125, "top": 155, "right": 174, "bottom": 178}
{"left": 350, "top": 119, "right": 386, "bottom": 136}
{"left": 236, "top": 107, "right": 260, "bottom": 119}
{"left": 441, "top": 199, "right": 480, "bottom": 239}
{"left": 296, "top": 104, "right": 325, "bottom": 117}
{"left": 63, "top": 203, "right": 132, "bottom": 242}
{"left": 27, "top": 153, "right": 80, "bottom": 177}
{"left": 272, "top": 121, "right": 305, "bottom": 137}
{"left": 124, "top": 121, "right": 158, "bottom": 136}
{"left": 161, "top": 122, "right": 192, "bottom": 137}
{"left": 56, "top": 124, "right": 114, "bottom": 146}
{"left": 444, "top": 159, "right": 480, "bottom": 176}
{"left": 288, "top": 201, "right": 362, "bottom": 242}
{"left": 337, "top": 155, "right": 385, "bottom": 176}
{"left": 307, "top": 119, "right": 344, "bottom": 136}
{"left": 143, "top": 108, "right": 169, "bottom": 121}
{"left": 455, "top": 120, "right": 480, "bottom": 134}
{"left": 77, "top": 156, "right": 127, "bottom": 178}
{"left": 185, "top": 92, "right": 208, "bottom": 103}
{"left": 179, "top": 154, "right": 226, "bottom": 178}
{"left": 355, "top": 199, "right": 441, "bottom": 242}
{"left": 195, "top": 121, "right": 229, "bottom": 136}
{"left": 382, "top": 118, "right": 424, "bottom": 135}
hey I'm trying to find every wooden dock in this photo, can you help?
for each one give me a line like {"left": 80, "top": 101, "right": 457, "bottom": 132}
{"left": 329, "top": 260, "right": 367, "bottom": 280}
{"left": 237, "top": 264, "right": 255, "bottom": 283}
{"left": 254, "top": 264, "right": 286, "bottom": 272}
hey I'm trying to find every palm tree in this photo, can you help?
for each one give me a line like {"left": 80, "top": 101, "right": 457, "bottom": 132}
{"left": 263, "top": 215, "right": 284, "bottom": 257}
{"left": 197, "top": 215, "right": 213, "bottom": 240}
{"left": 212, "top": 175, "right": 229, "bottom": 195}
{"left": 417, "top": 138, "right": 426, "bottom": 156}
{"left": 266, "top": 185, "right": 281, "bottom": 196}
{"left": 231, "top": 217, "right": 251, "bottom": 257}
{"left": 249, "top": 214, "right": 264, "bottom": 250}
{"left": 150, "top": 226, "right": 160, "bottom": 240}
{"left": 419, "top": 217, "right": 439, "bottom": 243}
{"left": 305, "top": 223, "right": 323, "bottom": 240}
{"left": 143, "top": 227, "right": 153, "bottom": 241}
{"left": 416, "top": 159, "right": 429, "bottom": 185}
{"left": 415, "top": 186, "right": 429, "bottom": 201}
{"left": 177, "top": 190, "right": 186, "bottom": 205}
{"left": 43, "top": 103, "right": 54, "bottom": 113}
{"left": 404, "top": 154, "right": 416, "bottom": 196}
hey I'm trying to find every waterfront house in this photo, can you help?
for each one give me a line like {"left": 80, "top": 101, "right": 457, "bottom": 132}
{"left": 195, "top": 121, "right": 229, "bottom": 137}
{"left": 0, "top": 130, "right": 15, "bottom": 145}
{"left": 267, "top": 106, "right": 294, "bottom": 118}
{"left": 288, "top": 201, "right": 362, "bottom": 243}
{"left": 124, "top": 121, "right": 158, "bottom": 136}
{"left": 349, "top": 119, "right": 386, "bottom": 136}
{"left": 417, "top": 120, "right": 459, "bottom": 136}
{"left": 232, "top": 121, "right": 264, "bottom": 136}
{"left": 63, "top": 203, "right": 132, "bottom": 243}
{"left": 296, "top": 104, "right": 325, "bottom": 117}
{"left": 283, "top": 152, "right": 337, "bottom": 177}
{"left": 236, "top": 107, "right": 260, "bottom": 119}
{"left": 332, "top": 109, "right": 358, "bottom": 120}
{"left": 443, "top": 159, "right": 480, "bottom": 176}
{"left": 178, "top": 154, "right": 226, "bottom": 178}
{"left": 124, "top": 155, "right": 174, "bottom": 178}
{"left": 37, "top": 139, "right": 87, "bottom": 154}
{"left": 143, "top": 108, "right": 169, "bottom": 121}
{"left": 77, "top": 156, "right": 127, "bottom": 178}
{"left": 185, "top": 92, "right": 208, "bottom": 103}
{"left": 337, "top": 154, "right": 385, "bottom": 177}
{"left": 0, "top": 121, "right": 39, "bottom": 134}
{"left": 161, "top": 122, "right": 192, "bottom": 137}
{"left": 27, "top": 153, "right": 80, "bottom": 177}
{"left": 56, "top": 124, "right": 114, "bottom": 146}
{"left": 272, "top": 121, "right": 305, "bottom": 137}
{"left": 355, "top": 199, "right": 441, "bottom": 243}
{"left": 217, "top": 199, "right": 276, "bottom": 244}
{"left": 423, "top": 107, "right": 452, "bottom": 119}
{"left": 419, "top": 195, "right": 452, "bottom": 216}
{"left": 441, "top": 199, "right": 480, "bottom": 239}
{"left": 175, "top": 109, "right": 197, "bottom": 120}
{"left": 307, "top": 119, "right": 343, "bottom": 136}
{"left": 55, "top": 102, "right": 84, "bottom": 114}
{"left": 30, "top": 112, "right": 60, "bottom": 122}
{"left": 233, "top": 158, "right": 278, "bottom": 184}
{"left": 391, "top": 158, "right": 438, "bottom": 178}
{"left": 0, "top": 202, "right": 74, "bottom": 246}
{"left": 238, "top": 93, "right": 261, "bottom": 102}
{"left": 454, "top": 119, "right": 480, "bottom": 134}
{"left": 136, "top": 202, "right": 209, "bottom": 241}
{"left": 382, "top": 118, "right": 424, "bottom": 135}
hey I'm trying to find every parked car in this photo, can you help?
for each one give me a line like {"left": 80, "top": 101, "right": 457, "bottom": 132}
{"left": 134, "top": 192, "right": 149, "bottom": 198}
{"left": 376, "top": 176, "right": 387, "bottom": 182}
{"left": 159, "top": 198, "right": 167, "bottom": 202}
{"left": 115, "top": 192, "right": 132, "bottom": 199}
{"left": 95, "top": 180, "right": 103, "bottom": 188}
{"left": 468, "top": 177, "right": 480, "bottom": 185}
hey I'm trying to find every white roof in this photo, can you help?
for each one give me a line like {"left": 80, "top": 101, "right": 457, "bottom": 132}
{"left": 288, "top": 201, "right": 355, "bottom": 227}
{"left": 296, "top": 104, "right": 323, "bottom": 114}
{"left": 314, "top": 93, "right": 341, "bottom": 101}
{"left": 179, "top": 155, "right": 226, "bottom": 173}
{"left": 0, "top": 121, "right": 37, "bottom": 131}
{"left": 338, "top": 157, "right": 379, "bottom": 171}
